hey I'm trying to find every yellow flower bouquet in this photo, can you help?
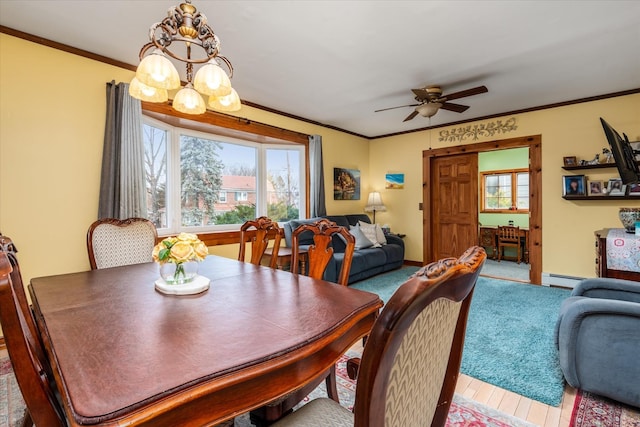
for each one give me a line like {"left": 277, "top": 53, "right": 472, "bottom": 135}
{"left": 153, "top": 233, "right": 209, "bottom": 284}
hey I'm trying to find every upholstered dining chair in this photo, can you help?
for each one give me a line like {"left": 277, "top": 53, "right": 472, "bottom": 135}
{"left": 87, "top": 217, "right": 158, "bottom": 269}
{"left": 0, "top": 245, "right": 66, "bottom": 426}
{"left": 250, "top": 219, "right": 357, "bottom": 426}
{"left": 271, "top": 246, "right": 486, "bottom": 427}
{"left": 497, "top": 225, "right": 521, "bottom": 264}
{"left": 291, "top": 218, "right": 356, "bottom": 286}
{"left": 238, "top": 216, "right": 282, "bottom": 268}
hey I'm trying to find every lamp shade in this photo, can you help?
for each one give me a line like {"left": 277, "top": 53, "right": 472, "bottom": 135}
{"left": 136, "top": 49, "right": 181, "bottom": 90}
{"left": 193, "top": 59, "right": 232, "bottom": 97}
{"left": 129, "top": 77, "right": 169, "bottom": 102}
{"left": 364, "top": 192, "right": 386, "bottom": 212}
{"left": 208, "top": 88, "right": 241, "bottom": 112}
{"left": 172, "top": 83, "right": 207, "bottom": 115}
{"left": 416, "top": 102, "right": 442, "bottom": 118}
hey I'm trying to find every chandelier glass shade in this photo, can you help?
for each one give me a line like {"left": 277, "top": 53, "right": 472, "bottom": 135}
{"left": 128, "top": 77, "right": 169, "bottom": 103}
{"left": 130, "top": 0, "right": 240, "bottom": 115}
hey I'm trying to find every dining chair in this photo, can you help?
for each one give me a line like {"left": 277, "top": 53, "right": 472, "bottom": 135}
{"left": 0, "top": 248, "right": 66, "bottom": 426}
{"left": 272, "top": 246, "right": 486, "bottom": 427}
{"left": 250, "top": 219, "right": 356, "bottom": 426}
{"left": 497, "top": 225, "right": 521, "bottom": 264}
{"left": 86, "top": 217, "right": 158, "bottom": 269}
{"left": 238, "top": 216, "right": 282, "bottom": 268}
{"left": 291, "top": 218, "right": 356, "bottom": 286}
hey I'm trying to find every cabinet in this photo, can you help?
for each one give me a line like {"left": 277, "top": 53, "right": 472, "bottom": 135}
{"left": 594, "top": 229, "right": 640, "bottom": 281}
{"left": 562, "top": 163, "right": 639, "bottom": 200}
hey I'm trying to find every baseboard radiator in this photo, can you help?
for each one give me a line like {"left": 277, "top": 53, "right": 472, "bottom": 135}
{"left": 541, "top": 272, "right": 584, "bottom": 289}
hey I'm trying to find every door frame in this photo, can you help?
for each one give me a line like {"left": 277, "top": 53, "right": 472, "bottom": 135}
{"left": 423, "top": 135, "right": 542, "bottom": 284}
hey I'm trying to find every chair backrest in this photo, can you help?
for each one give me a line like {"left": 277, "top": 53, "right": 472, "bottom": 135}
{"left": 498, "top": 225, "right": 520, "bottom": 243}
{"left": 87, "top": 217, "right": 158, "bottom": 269}
{"left": 0, "top": 249, "right": 66, "bottom": 426}
{"left": 353, "top": 246, "right": 486, "bottom": 427}
{"left": 238, "top": 216, "right": 282, "bottom": 268}
{"left": 291, "top": 218, "right": 355, "bottom": 286}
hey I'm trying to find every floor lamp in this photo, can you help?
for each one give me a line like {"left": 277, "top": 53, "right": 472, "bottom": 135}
{"left": 364, "top": 191, "right": 386, "bottom": 223}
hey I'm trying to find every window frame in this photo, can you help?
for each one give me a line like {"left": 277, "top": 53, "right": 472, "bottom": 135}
{"left": 141, "top": 104, "right": 310, "bottom": 242}
{"left": 480, "top": 168, "right": 529, "bottom": 213}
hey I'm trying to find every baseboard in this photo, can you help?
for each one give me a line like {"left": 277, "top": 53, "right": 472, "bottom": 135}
{"left": 541, "top": 272, "right": 584, "bottom": 289}
{"left": 403, "top": 260, "right": 422, "bottom": 267}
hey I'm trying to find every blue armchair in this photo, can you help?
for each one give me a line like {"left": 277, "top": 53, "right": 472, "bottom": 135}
{"left": 555, "top": 277, "right": 640, "bottom": 407}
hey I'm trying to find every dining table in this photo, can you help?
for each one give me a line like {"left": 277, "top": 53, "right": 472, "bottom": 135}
{"left": 29, "top": 255, "right": 383, "bottom": 427}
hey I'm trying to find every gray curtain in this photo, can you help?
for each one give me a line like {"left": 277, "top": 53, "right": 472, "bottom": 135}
{"left": 309, "top": 134, "right": 326, "bottom": 217}
{"left": 98, "top": 81, "right": 147, "bottom": 219}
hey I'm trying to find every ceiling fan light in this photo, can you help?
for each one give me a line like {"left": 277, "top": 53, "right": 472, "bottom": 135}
{"left": 194, "top": 59, "right": 232, "bottom": 97}
{"left": 128, "top": 77, "right": 168, "bottom": 102}
{"left": 136, "top": 49, "right": 181, "bottom": 90}
{"left": 208, "top": 88, "right": 241, "bottom": 112}
{"left": 173, "top": 83, "right": 207, "bottom": 115}
{"left": 416, "top": 102, "right": 442, "bottom": 118}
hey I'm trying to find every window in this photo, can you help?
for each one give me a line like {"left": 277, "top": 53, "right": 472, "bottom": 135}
{"left": 480, "top": 168, "right": 529, "bottom": 212}
{"left": 143, "top": 117, "right": 305, "bottom": 235}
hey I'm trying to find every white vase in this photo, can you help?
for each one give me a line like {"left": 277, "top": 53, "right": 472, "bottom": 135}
{"left": 159, "top": 261, "right": 199, "bottom": 284}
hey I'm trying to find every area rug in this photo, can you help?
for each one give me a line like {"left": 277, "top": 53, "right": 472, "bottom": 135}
{"left": 570, "top": 390, "right": 640, "bottom": 427}
{"left": 0, "top": 354, "right": 535, "bottom": 427}
{"left": 460, "top": 277, "right": 570, "bottom": 407}
{"left": 353, "top": 267, "right": 571, "bottom": 407}
{"left": 0, "top": 357, "right": 26, "bottom": 427}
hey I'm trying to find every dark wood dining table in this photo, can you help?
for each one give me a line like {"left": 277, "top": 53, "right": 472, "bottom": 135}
{"left": 29, "top": 255, "right": 382, "bottom": 427}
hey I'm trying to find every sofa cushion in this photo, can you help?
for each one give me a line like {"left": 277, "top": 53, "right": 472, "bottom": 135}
{"left": 346, "top": 214, "right": 371, "bottom": 226}
{"left": 358, "top": 221, "right": 386, "bottom": 247}
{"left": 380, "top": 242, "right": 404, "bottom": 264}
{"left": 349, "top": 225, "right": 374, "bottom": 250}
{"left": 283, "top": 217, "right": 323, "bottom": 247}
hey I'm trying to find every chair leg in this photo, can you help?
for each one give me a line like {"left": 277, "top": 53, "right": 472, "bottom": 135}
{"left": 325, "top": 365, "right": 339, "bottom": 403}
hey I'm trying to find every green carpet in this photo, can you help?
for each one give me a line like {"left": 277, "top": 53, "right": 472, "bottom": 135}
{"left": 351, "top": 267, "right": 570, "bottom": 407}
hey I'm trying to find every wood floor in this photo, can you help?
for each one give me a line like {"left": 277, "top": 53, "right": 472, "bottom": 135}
{"left": 456, "top": 373, "right": 576, "bottom": 427}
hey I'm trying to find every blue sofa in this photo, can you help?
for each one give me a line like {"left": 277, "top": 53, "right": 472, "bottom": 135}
{"left": 555, "top": 277, "right": 640, "bottom": 407}
{"left": 282, "top": 214, "right": 405, "bottom": 284}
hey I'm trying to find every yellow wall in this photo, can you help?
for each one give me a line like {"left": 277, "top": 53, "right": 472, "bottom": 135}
{"left": 369, "top": 95, "right": 640, "bottom": 276}
{"left": 1, "top": 33, "right": 639, "bottom": 285}
{"left": 0, "top": 34, "right": 369, "bottom": 283}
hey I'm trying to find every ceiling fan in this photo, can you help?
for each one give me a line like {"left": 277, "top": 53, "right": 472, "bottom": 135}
{"left": 375, "top": 85, "right": 488, "bottom": 122}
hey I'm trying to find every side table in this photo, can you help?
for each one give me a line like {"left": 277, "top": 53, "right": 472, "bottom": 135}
{"left": 263, "top": 247, "right": 308, "bottom": 274}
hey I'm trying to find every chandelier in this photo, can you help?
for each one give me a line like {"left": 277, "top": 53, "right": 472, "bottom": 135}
{"left": 129, "top": 0, "right": 240, "bottom": 115}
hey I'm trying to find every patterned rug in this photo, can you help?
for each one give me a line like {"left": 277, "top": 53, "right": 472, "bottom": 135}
{"left": 0, "top": 353, "right": 535, "bottom": 427}
{"left": 570, "top": 390, "right": 640, "bottom": 427}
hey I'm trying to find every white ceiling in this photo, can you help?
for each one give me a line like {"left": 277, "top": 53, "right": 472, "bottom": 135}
{"left": 1, "top": 1, "right": 639, "bottom": 138}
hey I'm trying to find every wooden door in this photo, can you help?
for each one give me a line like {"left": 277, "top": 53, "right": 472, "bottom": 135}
{"left": 430, "top": 153, "right": 478, "bottom": 260}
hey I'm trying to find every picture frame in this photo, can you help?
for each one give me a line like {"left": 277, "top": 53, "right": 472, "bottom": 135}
{"left": 607, "top": 178, "right": 625, "bottom": 196}
{"left": 562, "top": 175, "right": 586, "bottom": 196}
{"left": 587, "top": 180, "right": 604, "bottom": 196}
{"left": 385, "top": 173, "right": 404, "bottom": 189}
{"left": 563, "top": 156, "right": 577, "bottom": 167}
{"left": 333, "top": 168, "right": 361, "bottom": 200}
{"left": 627, "top": 183, "right": 640, "bottom": 196}
{"left": 631, "top": 141, "right": 640, "bottom": 162}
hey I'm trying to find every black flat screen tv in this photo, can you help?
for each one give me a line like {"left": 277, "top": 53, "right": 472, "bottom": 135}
{"left": 600, "top": 117, "right": 640, "bottom": 185}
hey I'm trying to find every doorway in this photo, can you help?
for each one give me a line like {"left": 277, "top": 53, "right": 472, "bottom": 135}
{"left": 422, "top": 135, "right": 542, "bottom": 284}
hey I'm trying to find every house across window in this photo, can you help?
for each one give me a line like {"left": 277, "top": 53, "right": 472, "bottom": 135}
{"left": 142, "top": 117, "right": 306, "bottom": 235}
{"left": 481, "top": 168, "right": 529, "bottom": 212}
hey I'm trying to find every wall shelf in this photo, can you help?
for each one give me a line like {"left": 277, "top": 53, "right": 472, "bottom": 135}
{"left": 563, "top": 195, "right": 640, "bottom": 201}
{"left": 562, "top": 162, "right": 618, "bottom": 171}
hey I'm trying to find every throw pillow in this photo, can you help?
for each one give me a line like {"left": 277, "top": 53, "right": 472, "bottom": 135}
{"left": 374, "top": 223, "right": 387, "bottom": 245}
{"left": 349, "top": 225, "right": 374, "bottom": 250}
{"left": 358, "top": 221, "right": 383, "bottom": 248}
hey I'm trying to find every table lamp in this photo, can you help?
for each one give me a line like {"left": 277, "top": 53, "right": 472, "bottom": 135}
{"left": 364, "top": 191, "right": 386, "bottom": 223}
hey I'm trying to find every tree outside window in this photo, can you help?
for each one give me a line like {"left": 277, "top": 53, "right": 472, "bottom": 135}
{"left": 481, "top": 169, "right": 529, "bottom": 212}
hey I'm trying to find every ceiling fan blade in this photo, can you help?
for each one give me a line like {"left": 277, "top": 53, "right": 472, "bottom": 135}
{"left": 374, "top": 103, "right": 420, "bottom": 113}
{"left": 442, "top": 85, "right": 488, "bottom": 101}
{"left": 411, "top": 88, "right": 431, "bottom": 101}
{"left": 403, "top": 110, "right": 419, "bottom": 122}
{"left": 440, "top": 102, "right": 470, "bottom": 113}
